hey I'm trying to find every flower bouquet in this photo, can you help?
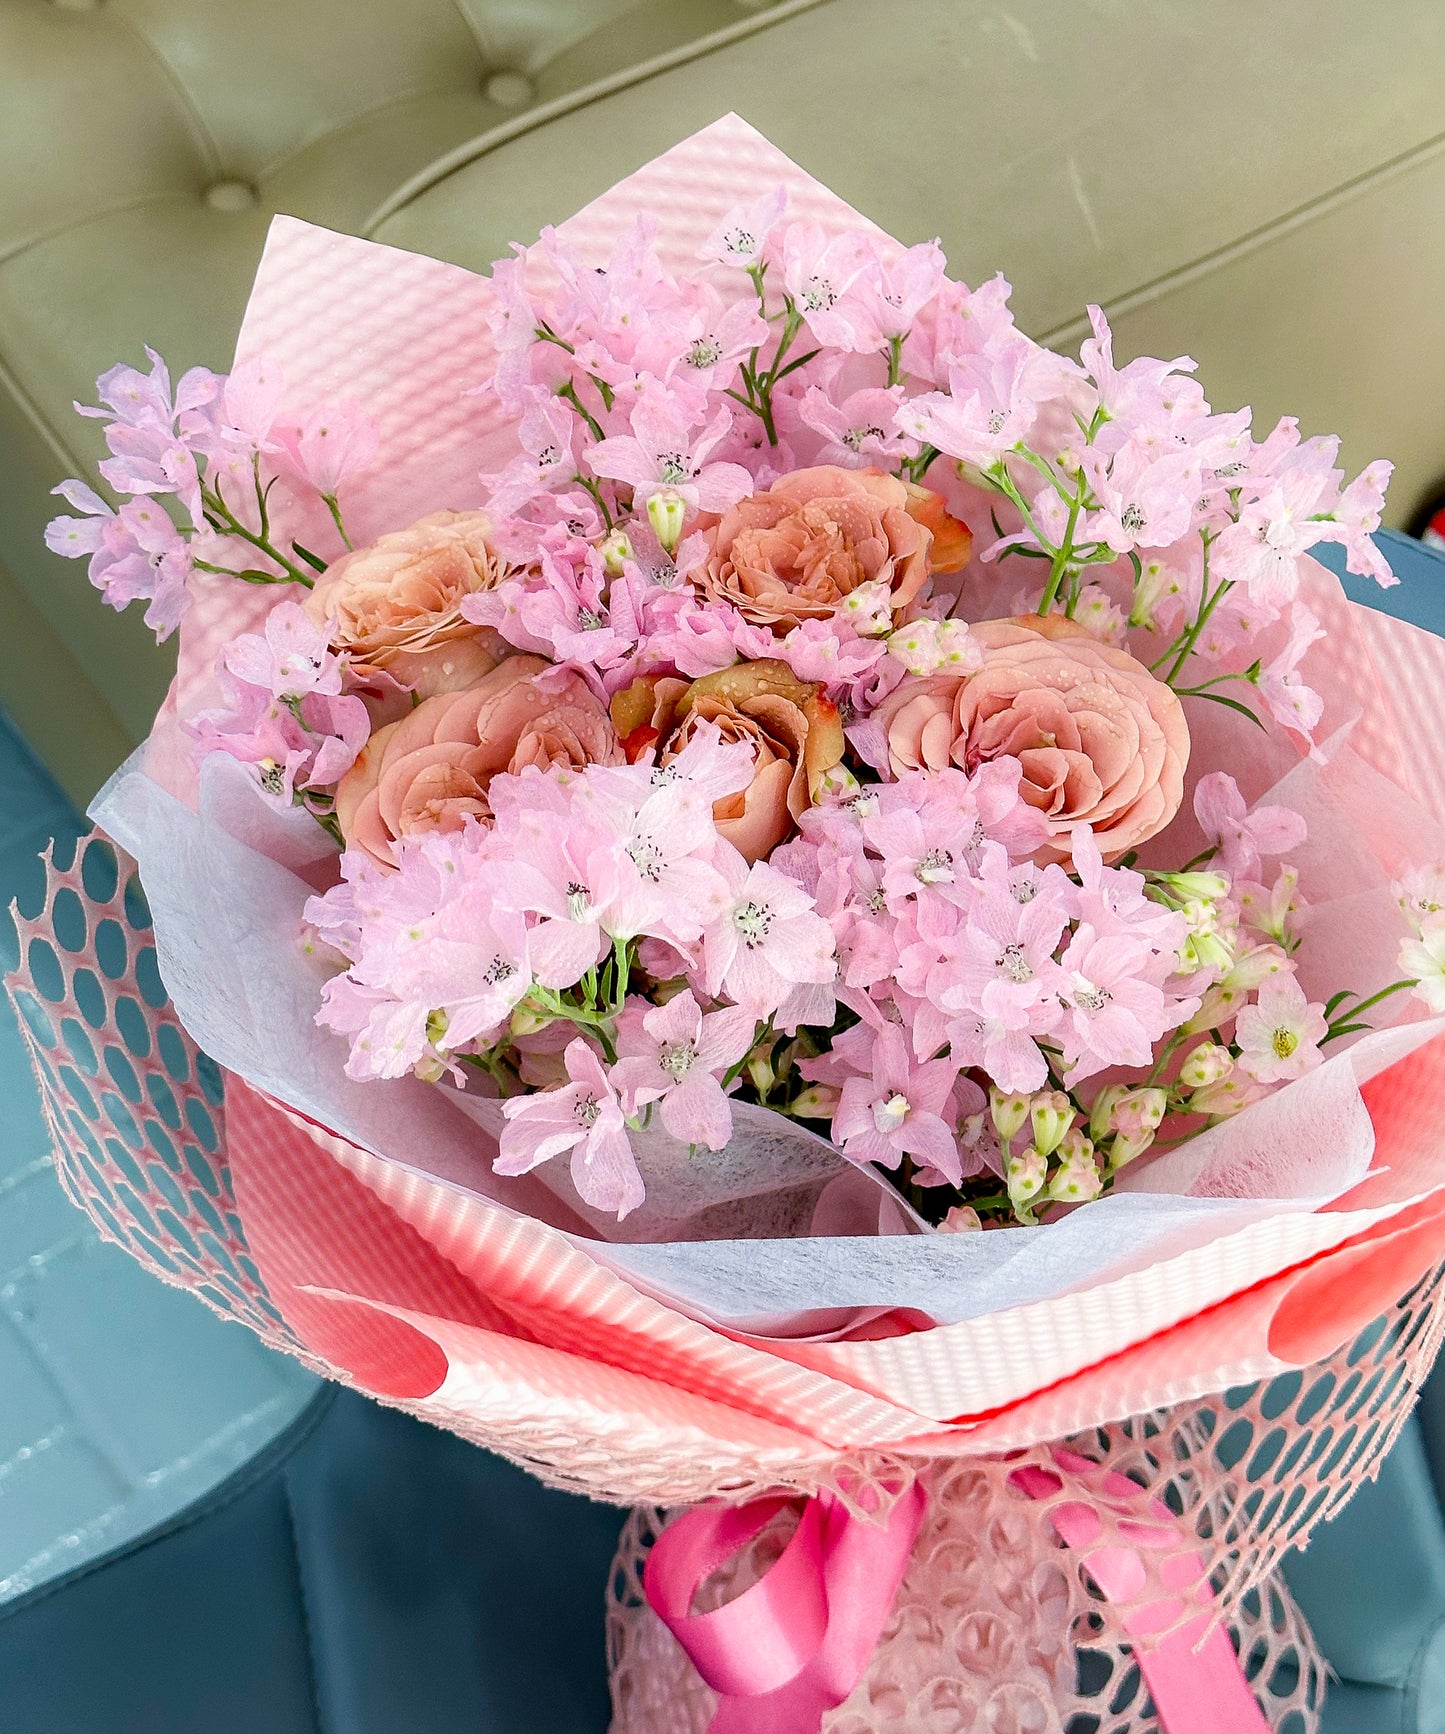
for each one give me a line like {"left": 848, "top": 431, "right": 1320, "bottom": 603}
{"left": 15, "top": 115, "right": 1445, "bottom": 1731}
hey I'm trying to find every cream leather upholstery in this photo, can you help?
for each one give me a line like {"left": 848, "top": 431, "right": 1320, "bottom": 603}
{"left": 2, "top": 0, "right": 1442, "bottom": 801}
{"left": 0, "top": 0, "right": 777, "bottom": 796}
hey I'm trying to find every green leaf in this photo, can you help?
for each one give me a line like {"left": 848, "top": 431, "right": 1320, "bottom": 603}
{"left": 1185, "top": 690, "right": 1265, "bottom": 728}
{"left": 291, "top": 541, "right": 328, "bottom": 573}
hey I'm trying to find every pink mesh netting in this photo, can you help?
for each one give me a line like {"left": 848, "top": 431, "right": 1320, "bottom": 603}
{"left": 9, "top": 835, "right": 1445, "bottom": 1733}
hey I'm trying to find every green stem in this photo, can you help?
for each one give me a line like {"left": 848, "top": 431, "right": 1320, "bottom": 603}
{"left": 576, "top": 473, "right": 615, "bottom": 533}
{"left": 886, "top": 333, "right": 904, "bottom": 389}
{"left": 322, "top": 493, "right": 353, "bottom": 551}
{"left": 1039, "top": 490, "right": 1082, "bottom": 615}
{"left": 1173, "top": 663, "right": 1261, "bottom": 698}
{"left": 557, "top": 380, "right": 605, "bottom": 444}
{"left": 1325, "top": 979, "right": 1416, "bottom": 1042}
{"left": 1158, "top": 542, "right": 1227, "bottom": 683}
{"left": 201, "top": 483, "right": 313, "bottom": 587}
{"left": 192, "top": 558, "right": 297, "bottom": 585}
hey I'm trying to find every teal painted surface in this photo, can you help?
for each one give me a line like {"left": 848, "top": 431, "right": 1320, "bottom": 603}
{"left": 0, "top": 709, "right": 315, "bottom": 1603}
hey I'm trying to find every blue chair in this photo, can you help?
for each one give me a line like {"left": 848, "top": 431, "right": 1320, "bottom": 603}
{"left": 0, "top": 1386, "right": 624, "bottom": 1734}
{"left": 1, "top": 529, "right": 1444, "bottom": 1731}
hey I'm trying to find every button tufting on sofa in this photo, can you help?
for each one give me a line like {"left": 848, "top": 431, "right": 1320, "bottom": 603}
{"left": 483, "top": 72, "right": 534, "bottom": 110}
{"left": 203, "top": 180, "right": 260, "bottom": 214}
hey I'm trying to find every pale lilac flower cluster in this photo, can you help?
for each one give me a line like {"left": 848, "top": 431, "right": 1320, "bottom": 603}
{"left": 474, "top": 201, "right": 966, "bottom": 706}
{"left": 305, "top": 727, "right": 836, "bottom": 1215}
{"left": 775, "top": 768, "right": 1202, "bottom": 1172}
{"left": 187, "top": 603, "right": 369, "bottom": 809}
{"left": 45, "top": 350, "right": 379, "bottom": 637}
{"left": 907, "top": 304, "right": 1394, "bottom": 742}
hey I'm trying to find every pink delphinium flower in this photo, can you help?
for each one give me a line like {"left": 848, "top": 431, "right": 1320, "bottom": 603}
{"left": 46, "top": 481, "right": 195, "bottom": 640}
{"left": 276, "top": 398, "right": 381, "bottom": 500}
{"left": 1055, "top": 923, "right": 1199, "bottom": 1085}
{"left": 852, "top": 238, "right": 947, "bottom": 346}
{"left": 675, "top": 290, "right": 771, "bottom": 393}
{"left": 1394, "top": 864, "right": 1445, "bottom": 934}
{"left": 188, "top": 602, "right": 369, "bottom": 801}
{"left": 586, "top": 388, "right": 753, "bottom": 514}
{"left": 1234, "top": 974, "right": 1328, "bottom": 1084}
{"left": 309, "top": 833, "right": 534, "bottom": 1078}
{"left": 612, "top": 991, "right": 757, "bottom": 1149}
{"left": 1078, "top": 306, "right": 1196, "bottom": 429}
{"left": 1316, "top": 458, "right": 1395, "bottom": 587}
{"left": 699, "top": 186, "right": 788, "bottom": 270}
{"left": 496, "top": 1038, "right": 644, "bottom": 1218}
{"left": 78, "top": 347, "right": 220, "bottom": 527}
{"left": 700, "top": 854, "right": 837, "bottom": 1017}
{"left": 484, "top": 392, "right": 584, "bottom": 518}
{"left": 777, "top": 224, "right": 876, "bottom": 350}
{"left": 796, "top": 384, "right": 915, "bottom": 469}
{"left": 933, "top": 845, "right": 1073, "bottom": 1029}
{"left": 224, "top": 599, "right": 344, "bottom": 699}
{"left": 180, "top": 356, "right": 290, "bottom": 485}
{"left": 1255, "top": 605, "right": 1327, "bottom": 741}
{"left": 776, "top": 617, "right": 890, "bottom": 691}
{"left": 905, "top": 272, "right": 1017, "bottom": 384}
{"left": 895, "top": 332, "right": 1046, "bottom": 468}
{"left": 831, "top": 1023, "right": 961, "bottom": 1181}
{"left": 1193, "top": 773, "right": 1308, "bottom": 882}
{"left": 1082, "top": 439, "right": 1203, "bottom": 554}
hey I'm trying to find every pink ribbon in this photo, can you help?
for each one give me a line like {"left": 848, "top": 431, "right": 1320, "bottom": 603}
{"left": 1011, "top": 1448, "right": 1271, "bottom": 1734}
{"left": 643, "top": 1479, "right": 927, "bottom": 1733}
{"left": 645, "top": 1450, "right": 1271, "bottom": 1734}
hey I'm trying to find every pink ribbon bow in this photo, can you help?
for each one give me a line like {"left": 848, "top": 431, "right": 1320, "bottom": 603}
{"left": 646, "top": 1449, "right": 1272, "bottom": 1734}
{"left": 1011, "top": 1448, "right": 1271, "bottom": 1734}
{"left": 644, "top": 1478, "right": 927, "bottom": 1733}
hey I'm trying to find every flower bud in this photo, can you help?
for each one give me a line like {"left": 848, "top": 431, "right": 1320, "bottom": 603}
{"left": 1178, "top": 899, "right": 1235, "bottom": 975}
{"left": 839, "top": 579, "right": 894, "bottom": 638}
{"left": 646, "top": 489, "right": 688, "bottom": 554}
{"left": 746, "top": 1046, "right": 777, "bottom": 1096}
{"left": 1128, "top": 556, "right": 1174, "bottom": 630}
{"left": 1111, "top": 1086, "right": 1167, "bottom": 1141}
{"left": 1029, "top": 1090, "right": 1074, "bottom": 1158}
{"left": 508, "top": 1003, "right": 552, "bottom": 1037}
{"left": 886, "top": 622, "right": 940, "bottom": 676}
{"left": 1178, "top": 1041, "right": 1234, "bottom": 1090}
{"left": 818, "top": 762, "right": 862, "bottom": 802}
{"left": 1089, "top": 1084, "right": 1127, "bottom": 1144}
{"left": 990, "top": 1087, "right": 1031, "bottom": 1143}
{"left": 1044, "top": 1138, "right": 1103, "bottom": 1202}
{"left": 414, "top": 1053, "right": 448, "bottom": 1084}
{"left": 599, "top": 528, "right": 634, "bottom": 576}
{"left": 1006, "top": 1146, "right": 1047, "bottom": 1217}
{"left": 1105, "top": 1127, "right": 1155, "bottom": 1170}
{"left": 789, "top": 1083, "right": 840, "bottom": 1119}
{"left": 1189, "top": 1072, "right": 1265, "bottom": 1119}
{"left": 425, "top": 1007, "right": 450, "bottom": 1046}
{"left": 939, "top": 1204, "right": 983, "bottom": 1234}
{"left": 1156, "top": 871, "right": 1230, "bottom": 901}
{"left": 1225, "top": 943, "right": 1291, "bottom": 992}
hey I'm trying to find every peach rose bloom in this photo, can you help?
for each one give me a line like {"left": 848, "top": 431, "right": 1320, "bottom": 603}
{"left": 696, "top": 466, "right": 947, "bottom": 633}
{"left": 876, "top": 615, "right": 1189, "bottom": 860}
{"left": 304, "top": 509, "right": 507, "bottom": 677}
{"left": 335, "top": 654, "right": 621, "bottom": 867}
{"left": 611, "top": 661, "right": 845, "bottom": 863}
{"left": 352, "top": 629, "right": 510, "bottom": 731}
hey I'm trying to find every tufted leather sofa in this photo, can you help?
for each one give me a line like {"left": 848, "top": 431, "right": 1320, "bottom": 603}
{"left": 3, "top": 0, "right": 1444, "bottom": 808}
